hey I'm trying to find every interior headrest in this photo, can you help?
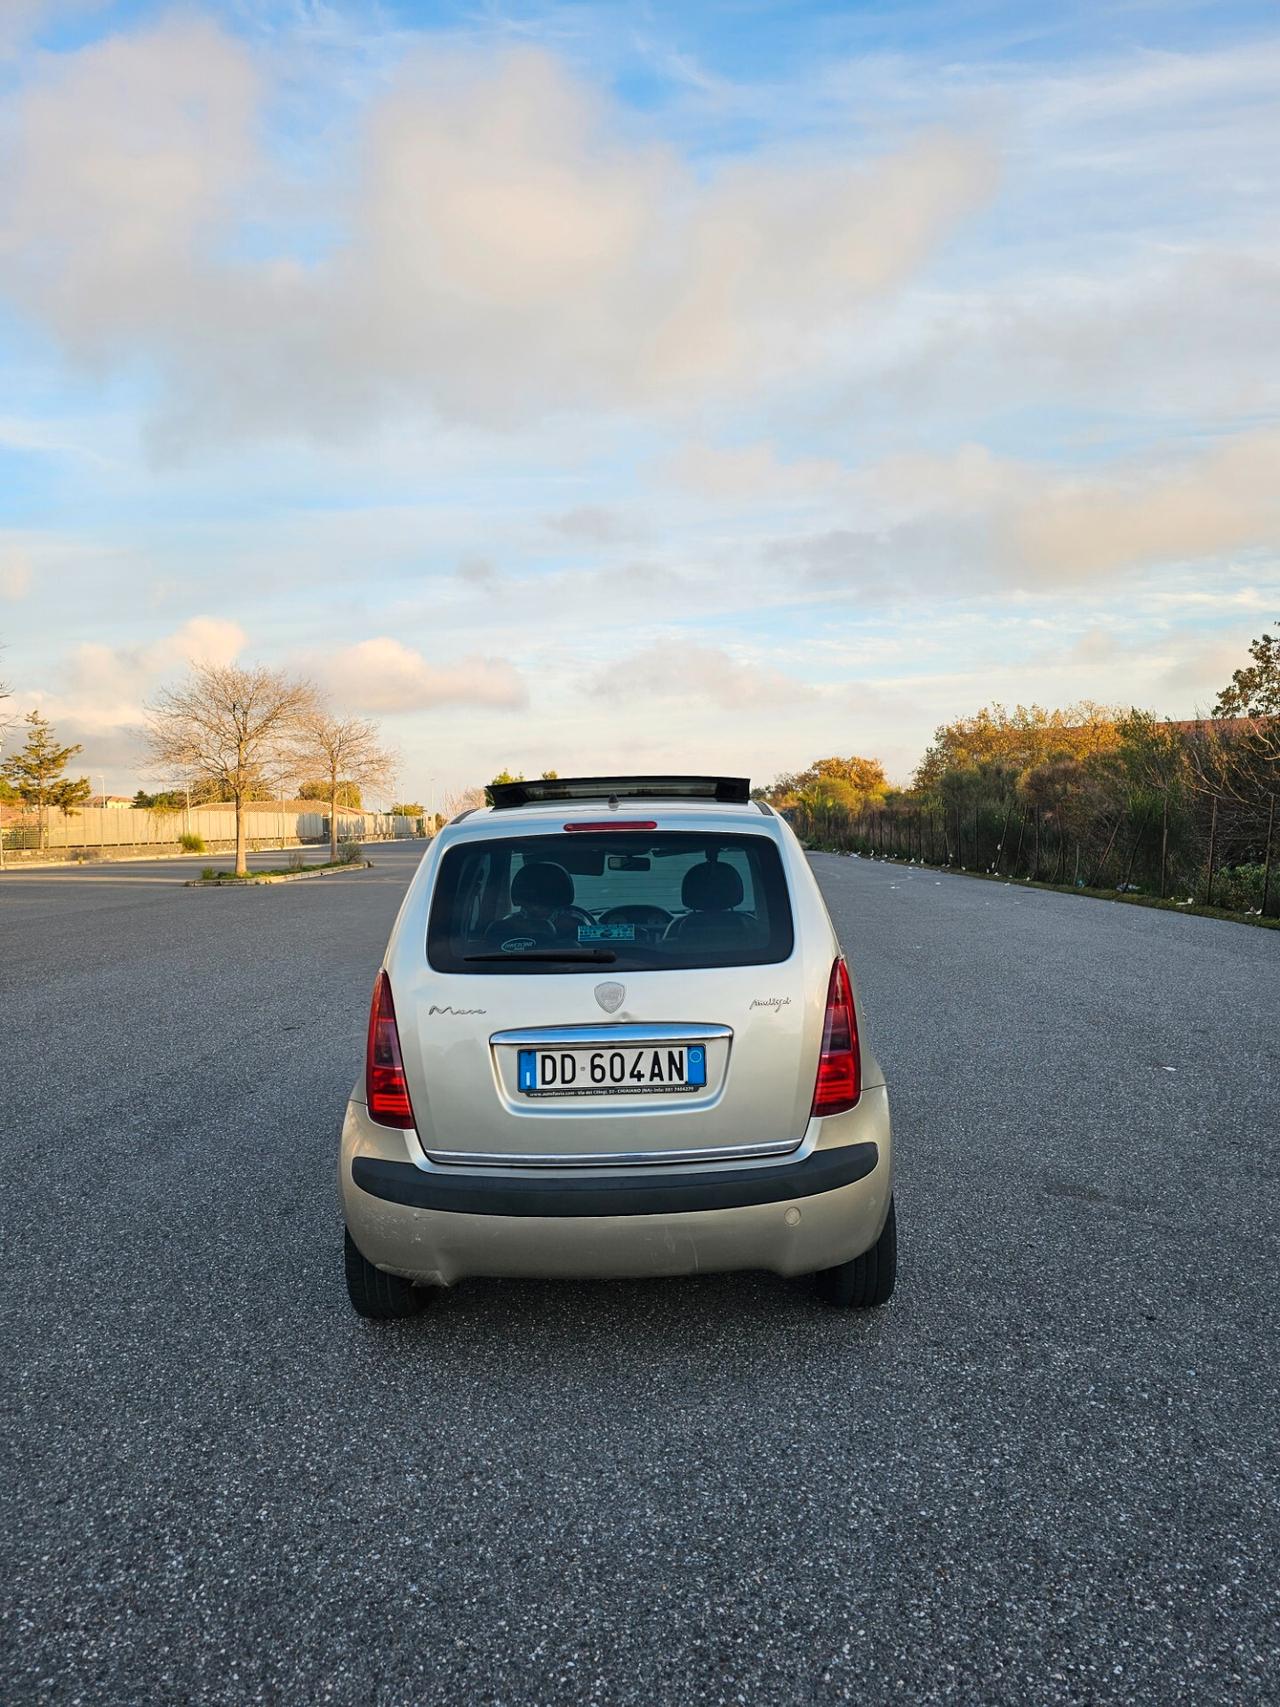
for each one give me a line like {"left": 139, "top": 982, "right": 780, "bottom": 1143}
{"left": 511, "top": 861, "right": 574, "bottom": 909}
{"left": 681, "top": 860, "right": 743, "bottom": 912}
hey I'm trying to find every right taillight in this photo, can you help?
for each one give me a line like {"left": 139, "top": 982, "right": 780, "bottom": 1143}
{"left": 811, "top": 957, "right": 861, "bottom": 1117}
{"left": 366, "top": 971, "right": 415, "bottom": 1129}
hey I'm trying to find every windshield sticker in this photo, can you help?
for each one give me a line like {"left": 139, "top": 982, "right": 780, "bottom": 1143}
{"left": 577, "top": 924, "right": 637, "bottom": 942}
{"left": 500, "top": 936, "right": 539, "bottom": 953}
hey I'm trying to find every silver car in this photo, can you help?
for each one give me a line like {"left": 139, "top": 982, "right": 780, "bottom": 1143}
{"left": 339, "top": 776, "right": 896, "bottom": 1317}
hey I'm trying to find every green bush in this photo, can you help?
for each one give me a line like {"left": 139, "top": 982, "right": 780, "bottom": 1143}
{"left": 337, "top": 837, "right": 362, "bottom": 866}
{"left": 287, "top": 849, "right": 306, "bottom": 871}
{"left": 201, "top": 866, "right": 217, "bottom": 880}
{"left": 179, "top": 832, "right": 206, "bottom": 853}
{"left": 1212, "top": 862, "right": 1268, "bottom": 913}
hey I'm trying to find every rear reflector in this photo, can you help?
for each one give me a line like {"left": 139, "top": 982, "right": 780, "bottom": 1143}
{"left": 366, "top": 971, "right": 415, "bottom": 1128}
{"left": 562, "top": 820, "right": 658, "bottom": 833}
{"left": 811, "top": 957, "right": 860, "bottom": 1117}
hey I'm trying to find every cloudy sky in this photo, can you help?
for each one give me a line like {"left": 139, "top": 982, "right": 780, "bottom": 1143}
{"left": 2, "top": 0, "right": 1277, "bottom": 799}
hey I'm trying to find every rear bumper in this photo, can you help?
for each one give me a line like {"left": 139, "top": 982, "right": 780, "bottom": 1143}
{"left": 339, "top": 1086, "right": 893, "bottom": 1284}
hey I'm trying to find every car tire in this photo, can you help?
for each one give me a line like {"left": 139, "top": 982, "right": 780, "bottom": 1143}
{"left": 813, "top": 1196, "right": 897, "bottom": 1308}
{"left": 344, "top": 1228, "right": 430, "bottom": 1320}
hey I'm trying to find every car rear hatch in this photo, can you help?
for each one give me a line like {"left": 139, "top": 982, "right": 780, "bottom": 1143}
{"left": 401, "top": 818, "right": 815, "bottom": 1165}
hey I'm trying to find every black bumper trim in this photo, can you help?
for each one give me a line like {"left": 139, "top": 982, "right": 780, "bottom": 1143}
{"left": 351, "top": 1142, "right": 879, "bottom": 1219}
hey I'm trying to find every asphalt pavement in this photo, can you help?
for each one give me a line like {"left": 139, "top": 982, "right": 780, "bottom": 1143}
{"left": 2, "top": 843, "right": 1277, "bottom": 1705}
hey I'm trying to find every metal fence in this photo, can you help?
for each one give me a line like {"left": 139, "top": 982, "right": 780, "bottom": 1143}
{"left": 1, "top": 806, "right": 423, "bottom": 852}
{"left": 790, "top": 789, "right": 1277, "bottom": 918}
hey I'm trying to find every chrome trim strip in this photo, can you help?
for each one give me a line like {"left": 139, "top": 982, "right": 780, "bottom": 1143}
{"left": 425, "top": 1138, "right": 800, "bottom": 1169}
{"left": 490, "top": 1022, "right": 732, "bottom": 1046}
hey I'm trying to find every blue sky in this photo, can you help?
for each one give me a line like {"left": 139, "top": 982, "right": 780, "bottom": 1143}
{"left": 1, "top": 0, "right": 1277, "bottom": 798}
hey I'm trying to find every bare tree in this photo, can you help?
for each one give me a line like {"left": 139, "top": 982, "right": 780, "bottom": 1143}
{"left": 442, "top": 785, "right": 485, "bottom": 821}
{"left": 147, "top": 663, "right": 316, "bottom": 876}
{"left": 296, "top": 711, "right": 394, "bottom": 861}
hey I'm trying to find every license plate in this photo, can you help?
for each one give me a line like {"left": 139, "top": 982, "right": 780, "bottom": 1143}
{"left": 517, "top": 1044, "right": 707, "bottom": 1098}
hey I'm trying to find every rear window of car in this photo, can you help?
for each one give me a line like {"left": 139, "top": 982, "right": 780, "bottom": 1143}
{"left": 427, "top": 830, "right": 794, "bottom": 974}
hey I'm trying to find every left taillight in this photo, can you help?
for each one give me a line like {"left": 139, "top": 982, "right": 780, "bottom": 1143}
{"left": 811, "top": 957, "right": 861, "bottom": 1117}
{"left": 366, "top": 971, "right": 415, "bottom": 1129}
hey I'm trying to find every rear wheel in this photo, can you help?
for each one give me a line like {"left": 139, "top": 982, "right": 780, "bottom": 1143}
{"left": 344, "top": 1228, "right": 430, "bottom": 1320}
{"left": 814, "top": 1197, "right": 897, "bottom": 1308}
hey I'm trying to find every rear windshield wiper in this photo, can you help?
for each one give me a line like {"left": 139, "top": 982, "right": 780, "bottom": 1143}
{"left": 463, "top": 949, "right": 618, "bottom": 964}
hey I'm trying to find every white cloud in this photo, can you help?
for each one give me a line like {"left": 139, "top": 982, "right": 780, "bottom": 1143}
{"left": 7, "top": 616, "right": 248, "bottom": 781}
{"left": 589, "top": 643, "right": 818, "bottom": 710}
{"left": 325, "top": 638, "right": 528, "bottom": 712}
{"left": 1004, "top": 431, "right": 1280, "bottom": 582}
{"left": 761, "top": 430, "right": 1280, "bottom": 596}
{"left": 0, "top": 27, "right": 996, "bottom": 446}
{"left": 65, "top": 617, "right": 247, "bottom": 705}
{"left": 0, "top": 549, "right": 33, "bottom": 599}
{"left": 0, "top": 0, "right": 107, "bottom": 58}
{"left": 545, "top": 507, "right": 640, "bottom": 544}
{"left": 662, "top": 442, "right": 845, "bottom": 503}
{"left": 0, "top": 18, "right": 260, "bottom": 363}
{"left": 150, "top": 616, "right": 247, "bottom": 671}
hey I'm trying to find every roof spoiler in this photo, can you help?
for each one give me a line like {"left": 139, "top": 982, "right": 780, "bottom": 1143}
{"left": 487, "top": 775, "right": 752, "bottom": 809}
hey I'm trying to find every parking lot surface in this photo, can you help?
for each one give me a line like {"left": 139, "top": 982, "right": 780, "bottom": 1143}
{"left": 3, "top": 844, "right": 1277, "bottom": 1705}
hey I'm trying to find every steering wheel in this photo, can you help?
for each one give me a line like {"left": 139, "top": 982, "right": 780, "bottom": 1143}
{"left": 555, "top": 906, "right": 597, "bottom": 931}
{"left": 598, "top": 905, "right": 673, "bottom": 930}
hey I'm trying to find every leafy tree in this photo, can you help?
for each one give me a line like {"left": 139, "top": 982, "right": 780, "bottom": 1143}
{"left": 809, "top": 756, "right": 889, "bottom": 793}
{"left": 766, "top": 755, "right": 889, "bottom": 812}
{"left": 390, "top": 801, "right": 424, "bottom": 816}
{"left": 2, "top": 710, "right": 91, "bottom": 845}
{"left": 299, "top": 778, "right": 363, "bottom": 809}
{"left": 147, "top": 664, "right": 317, "bottom": 876}
{"left": 914, "top": 703, "right": 1123, "bottom": 790}
{"left": 133, "top": 789, "right": 188, "bottom": 811}
{"left": 1194, "top": 627, "right": 1280, "bottom": 828}
{"left": 540, "top": 769, "right": 558, "bottom": 780}
{"left": 295, "top": 713, "right": 393, "bottom": 862}
{"left": 1214, "top": 627, "right": 1279, "bottom": 718}
{"left": 135, "top": 778, "right": 232, "bottom": 808}
{"left": 484, "top": 769, "right": 527, "bottom": 805}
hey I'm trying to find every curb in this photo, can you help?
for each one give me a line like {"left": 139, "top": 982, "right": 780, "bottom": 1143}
{"left": 185, "top": 861, "right": 374, "bottom": 888}
{"left": 803, "top": 848, "right": 1280, "bottom": 931}
{"left": 0, "top": 838, "right": 429, "bottom": 874}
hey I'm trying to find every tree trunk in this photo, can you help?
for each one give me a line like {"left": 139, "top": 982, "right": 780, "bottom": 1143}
{"left": 995, "top": 801, "right": 1014, "bottom": 876}
{"left": 234, "top": 793, "right": 247, "bottom": 876}
{"left": 1120, "top": 811, "right": 1146, "bottom": 891}
{"left": 1159, "top": 793, "right": 1169, "bottom": 899}
{"left": 1088, "top": 816, "right": 1122, "bottom": 889}
{"left": 330, "top": 779, "right": 339, "bottom": 862}
{"left": 1204, "top": 796, "right": 1218, "bottom": 905}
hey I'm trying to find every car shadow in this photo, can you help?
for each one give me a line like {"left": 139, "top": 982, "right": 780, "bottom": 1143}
{"left": 342, "top": 1266, "right": 895, "bottom": 1376}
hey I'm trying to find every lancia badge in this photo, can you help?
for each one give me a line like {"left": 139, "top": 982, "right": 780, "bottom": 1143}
{"left": 594, "top": 981, "right": 625, "bottom": 1015}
